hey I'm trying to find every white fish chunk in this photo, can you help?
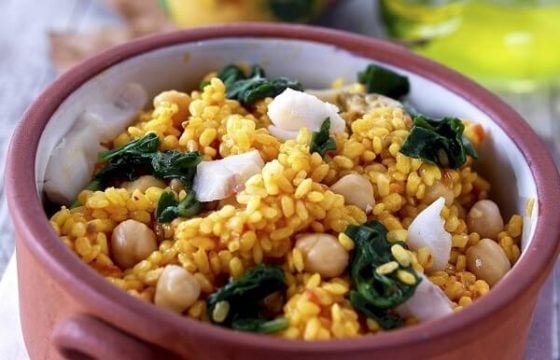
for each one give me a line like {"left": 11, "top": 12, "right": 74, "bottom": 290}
{"left": 267, "top": 88, "right": 345, "bottom": 139}
{"left": 193, "top": 150, "right": 264, "bottom": 202}
{"left": 396, "top": 273, "right": 453, "bottom": 322}
{"left": 43, "top": 131, "right": 101, "bottom": 205}
{"left": 267, "top": 125, "right": 299, "bottom": 141}
{"left": 44, "top": 83, "right": 148, "bottom": 204}
{"left": 407, "top": 197, "right": 452, "bottom": 271}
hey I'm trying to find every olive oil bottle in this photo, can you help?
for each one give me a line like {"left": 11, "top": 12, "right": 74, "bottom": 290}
{"left": 380, "top": 0, "right": 560, "bottom": 91}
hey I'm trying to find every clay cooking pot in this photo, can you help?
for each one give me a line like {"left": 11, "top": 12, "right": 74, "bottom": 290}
{"left": 5, "top": 24, "right": 560, "bottom": 359}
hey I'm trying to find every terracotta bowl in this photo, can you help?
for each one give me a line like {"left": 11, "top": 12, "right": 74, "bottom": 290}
{"left": 6, "top": 24, "right": 560, "bottom": 360}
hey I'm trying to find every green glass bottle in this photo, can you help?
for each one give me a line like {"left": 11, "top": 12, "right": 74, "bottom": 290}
{"left": 380, "top": 0, "right": 560, "bottom": 91}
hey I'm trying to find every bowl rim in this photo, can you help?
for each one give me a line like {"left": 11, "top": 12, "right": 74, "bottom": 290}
{"left": 6, "top": 23, "right": 560, "bottom": 354}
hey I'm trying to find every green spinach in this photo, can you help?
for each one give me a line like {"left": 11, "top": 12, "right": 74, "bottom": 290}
{"left": 309, "top": 118, "right": 336, "bottom": 156}
{"left": 358, "top": 64, "right": 410, "bottom": 99}
{"left": 217, "top": 64, "right": 247, "bottom": 88}
{"left": 98, "top": 133, "right": 159, "bottom": 161}
{"left": 150, "top": 150, "right": 201, "bottom": 186}
{"left": 229, "top": 317, "right": 290, "bottom": 334}
{"left": 156, "top": 191, "right": 201, "bottom": 223}
{"left": 207, "top": 264, "right": 288, "bottom": 334}
{"left": 92, "top": 133, "right": 202, "bottom": 189}
{"left": 345, "top": 221, "right": 420, "bottom": 329}
{"left": 217, "top": 64, "right": 303, "bottom": 106}
{"left": 400, "top": 116, "right": 478, "bottom": 169}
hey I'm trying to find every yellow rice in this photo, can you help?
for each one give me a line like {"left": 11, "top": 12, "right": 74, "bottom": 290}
{"left": 49, "top": 76, "right": 523, "bottom": 340}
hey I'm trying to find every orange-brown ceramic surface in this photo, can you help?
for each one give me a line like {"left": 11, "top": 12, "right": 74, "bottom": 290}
{"left": 6, "top": 24, "right": 560, "bottom": 359}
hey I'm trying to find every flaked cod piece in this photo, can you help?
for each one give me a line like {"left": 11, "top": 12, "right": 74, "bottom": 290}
{"left": 267, "top": 88, "right": 346, "bottom": 140}
{"left": 193, "top": 150, "right": 264, "bottom": 202}
{"left": 396, "top": 273, "right": 453, "bottom": 322}
{"left": 407, "top": 197, "right": 453, "bottom": 272}
{"left": 44, "top": 83, "right": 148, "bottom": 204}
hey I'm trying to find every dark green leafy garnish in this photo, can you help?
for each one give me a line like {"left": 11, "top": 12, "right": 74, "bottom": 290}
{"left": 309, "top": 118, "right": 336, "bottom": 156}
{"left": 98, "top": 133, "right": 159, "bottom": 161}
{"left": 156, "top": 191, "right": 201, "bottom": 223}
{"left": 400, "top": 116, "right": 478, "bottom": 169}
{"left": 345, "top": 221, "right": 420, "bottom": 329}
{"left": 150, "top": 151, "right": 201, "bottom": 186}
{"left": 207, "top": 264, "right": 288, "bottom": 334}
{"left": 92, "top": 152, "right": 152, "bottom": 186}
{"left": 217, "top": 64, "right": 249, "bottom": 88}
{"left": 358, "top": 64, "right": 410, "bottom": 99}
{"left": 71, "top": 133, "right": 203, "bottom": 208}
{"left": 230, "top": 317, "right": 290, "bottom": 334}
{"left": 217, "top": 64, "right": 303, "bottom": 106}
{"left": 92, "top": 133, "right": 202, "bottom": 189}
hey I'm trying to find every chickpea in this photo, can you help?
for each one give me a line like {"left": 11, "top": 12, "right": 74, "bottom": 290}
{"left": 155, "top": 265, "right": 200, "bottom": 313}
{"left": 153, "top": 90, "right": 191, "bottom": 127}
{"left": 111, "top": 220, "right": 157, "bottom": 269}
{"left": 466, "top": 238, "right": 511, "bottom": 287}
{"left": 467, "top": 200, "right": 504, "bottom": 239}
{"left": 424, "top": 181, "right": 454, "bottom": 206}
{"left": 295, "top": 234, "right": 349, "bottom": 278}
{"left": 122, "top": 175, "right": 166, "bottom": 193}
{"left": 330, "top": 174, "right": 375, "bottom": 212}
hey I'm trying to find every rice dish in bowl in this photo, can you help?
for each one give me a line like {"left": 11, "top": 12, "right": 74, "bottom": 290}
{"left": 8, "top": 25, "right": 558, "bottom": 359}
{"left": 45, "top": 62, "right": 523, "bottom": 340}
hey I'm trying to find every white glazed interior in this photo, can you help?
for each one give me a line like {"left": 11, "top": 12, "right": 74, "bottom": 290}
{"left": 35, "top": 38, "right": 538, "bottom": 256}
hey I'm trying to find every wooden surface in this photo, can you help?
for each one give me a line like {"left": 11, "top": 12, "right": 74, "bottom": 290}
{"left": 0, "top": 0, "right": 558, "bottom": 358}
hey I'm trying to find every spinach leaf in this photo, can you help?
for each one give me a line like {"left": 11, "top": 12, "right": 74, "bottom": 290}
{"left": 217, "top": 64, "right": 247, "bottom": 88}
{"left": 358, "top": 64, "right": 410, "bottom": 99}
{"left": 400, "top": 116, "right": 478, "bottom": 169}
{"left": 346, "top": 221, "right": 420, "bottom": 329}
{"left": 156, "top": 191, "right": 179, "bottom": 222}
{"left": 150, "top": 150, "right": 201, "bottom": 185}
{"left": 231, "top": 317, "right": 289, "bottom": 334}
{"left": 156, "top": 191, "right": 202, "bottom": 223}
{"left": 92, "top": 133, "right": 202, "bottom": 190}
{"left": 309, "top": 118, "right": 336, "bottom": 156}
{"left": 248, "top": 64, "right": 266, "bottom": 78}
{"left": 97, "top": 154, "right": 150, "bottom": 182}
{"left": 98, "top": 133, "right": 159, "bottom": 161}
{"left": 217, "top": 64, "right": 303, "bottom": 106}
{"left": 207, "top": 264, "right": 288, "bottom": 334}
{"left": 228, "top": 77, "right": 303, "bottom": 106}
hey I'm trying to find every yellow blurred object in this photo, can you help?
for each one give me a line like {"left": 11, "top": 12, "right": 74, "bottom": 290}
{"left": 380, "top": 0, "right": 560, "bottom": 91}
{"left": 162, "top": 0, "right": 331, "bottom": 27}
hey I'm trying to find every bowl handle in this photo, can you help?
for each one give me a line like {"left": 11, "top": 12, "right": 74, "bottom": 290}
{"left": 52, "top": 314, "right": 168, "bottom": 360}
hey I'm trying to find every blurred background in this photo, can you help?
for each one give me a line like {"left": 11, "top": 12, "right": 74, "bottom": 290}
{"left": 0, "top": 0, "right": 558, "bottom": 358}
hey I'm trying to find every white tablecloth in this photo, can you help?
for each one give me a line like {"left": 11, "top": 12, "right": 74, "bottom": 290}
{"left": 0, "top": 254, "right": 30, "bottom": 360}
